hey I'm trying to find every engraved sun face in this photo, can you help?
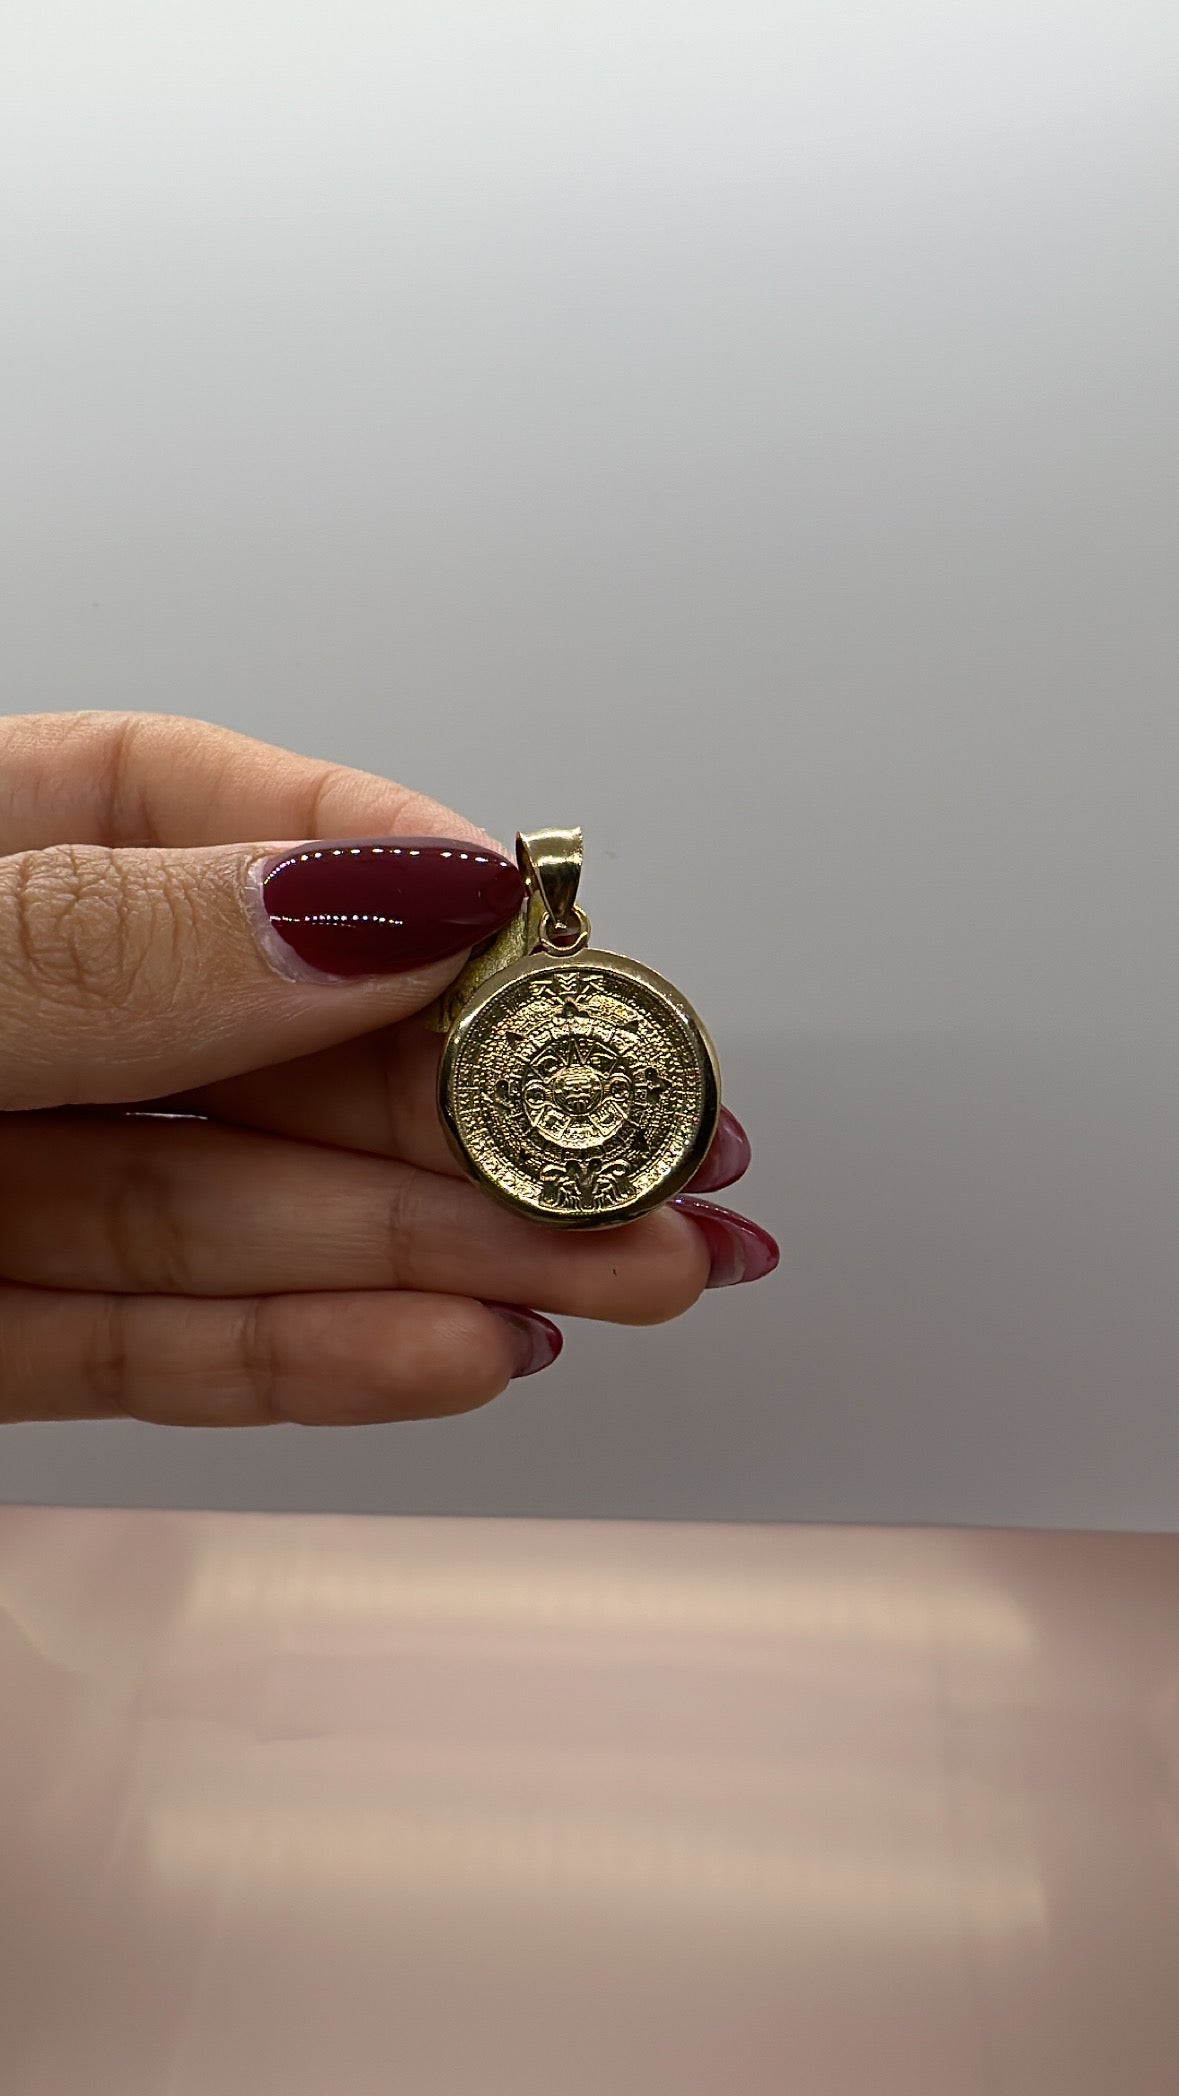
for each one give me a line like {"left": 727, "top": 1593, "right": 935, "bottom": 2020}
{"left": 549, "top": 1063, "right": 602, "bottom": 1113}
{"left": 520, "top": 1031, "right": 634, "bottom": 1148}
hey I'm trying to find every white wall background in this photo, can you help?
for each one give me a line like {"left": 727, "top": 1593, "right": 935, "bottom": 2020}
{"left": 2, "top": 1, "right": 1179, "bottom": 1523}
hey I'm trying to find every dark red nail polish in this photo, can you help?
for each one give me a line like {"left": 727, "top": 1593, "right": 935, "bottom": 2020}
{"left": 257, "top": 837, "right": 525, "bottom": 979}
{"left": 686, "top": 1107, "right": 752, "bottom": 1193}
{"left": 483, "top": 1303, "right": 564, "bottom": 1379}
{"left": 672, "top": 1196, "right": 780, "bottom": 1289}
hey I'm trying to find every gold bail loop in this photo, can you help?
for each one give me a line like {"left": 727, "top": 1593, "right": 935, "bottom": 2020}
{"left": 516, "top": 827, "right": 589, "bottom": 951}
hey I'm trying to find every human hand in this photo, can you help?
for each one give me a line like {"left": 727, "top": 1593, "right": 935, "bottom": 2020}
{"left": 0, "top": 713, "right": 777, "bottom": 1425}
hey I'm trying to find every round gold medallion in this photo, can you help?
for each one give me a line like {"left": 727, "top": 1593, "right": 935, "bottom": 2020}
{"left": 439, "top": 948, "right": 720, "bottom": 1228}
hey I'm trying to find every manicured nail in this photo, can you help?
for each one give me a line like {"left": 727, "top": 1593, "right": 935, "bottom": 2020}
{"left": 484, "top": 1303, "right": 564, "bottom": 1379}
{"left": 672, "top": 1196, "right": 780, "bottom": 1289}
{"left": 687, "top": 1107, "right": 752, "bottom": 1193}
{"left": 255, "top": 836, "right": 525, "bottom": 980}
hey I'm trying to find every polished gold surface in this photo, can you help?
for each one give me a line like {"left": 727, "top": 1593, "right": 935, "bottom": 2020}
{"left": 515, "top": 825, "right": 586, "bottom": 949}
{"left": 437, "top": 827, "right": 721, "bottom": 1227}
{"left": 440, "top": 948, "right": 719, "bottom": 1226}
{"left": 3, "top": 1511, "right": 1179, "bottom": 2096}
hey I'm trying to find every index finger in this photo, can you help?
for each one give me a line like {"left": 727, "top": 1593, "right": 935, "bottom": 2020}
{"left": 0, "top": 711, "right": 498, "bottom": 855}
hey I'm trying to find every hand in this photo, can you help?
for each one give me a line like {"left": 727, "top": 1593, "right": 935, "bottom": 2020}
{"left": 0, "top": 712, "right": 777, "bottom": 1426}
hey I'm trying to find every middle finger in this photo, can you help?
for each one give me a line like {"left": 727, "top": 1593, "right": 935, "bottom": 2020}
{"left": 163, "top": 1022, "right": 753, "bottom": 1192}
{"left": 0, "top": 1114, "right": 711, "bottom": 1324}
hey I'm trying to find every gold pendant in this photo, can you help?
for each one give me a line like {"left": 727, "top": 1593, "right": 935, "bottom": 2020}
{"left": 432, "top": 828, "right": 721, "bottom": 1229}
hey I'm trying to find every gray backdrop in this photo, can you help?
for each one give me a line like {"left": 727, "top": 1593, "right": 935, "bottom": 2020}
{"left": 3, "top": 0, "right": 1179, "bottom": 1524}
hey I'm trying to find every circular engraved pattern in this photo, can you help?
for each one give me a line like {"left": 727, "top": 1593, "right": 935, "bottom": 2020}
{"left": 440, "top": 950, "right": 719, "bottom": 1226}
{"left": 521, "top": 1032, "right": 633, "bottom": 1148}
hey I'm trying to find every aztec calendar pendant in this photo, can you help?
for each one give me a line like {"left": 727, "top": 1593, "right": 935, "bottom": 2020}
{"left": 436, "top": 830, "right": 720, "bottom": 1229}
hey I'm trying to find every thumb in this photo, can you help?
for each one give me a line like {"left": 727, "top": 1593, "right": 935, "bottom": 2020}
{"left": 0, "top": 834, "right": 524, "bottom": 1109}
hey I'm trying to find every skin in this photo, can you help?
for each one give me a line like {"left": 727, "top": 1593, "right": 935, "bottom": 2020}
{"left": 0, "top": 711, "right": 765, "bottom": 1427}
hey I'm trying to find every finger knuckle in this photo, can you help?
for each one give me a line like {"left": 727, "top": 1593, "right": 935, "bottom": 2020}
{"left": 234, "top": 1299, "right": 286, "bottom": 1425}
{"left": 11, "top": 846, "right": 125, "bottom": 1003}
{"left": 94, "top": 712, "right": 158, "bottom": 847}
{"left": 103, "top": 1150, "right": 194, "bottom": 1293}
{"left": 381, "top": 1168, "right": 430, "bottom": 1288}
{"left": 4, "top": 844, "right": 191, "bottom": 1015}
{"left": 81, "top": 1297, "right": 131, "bottom": 1414}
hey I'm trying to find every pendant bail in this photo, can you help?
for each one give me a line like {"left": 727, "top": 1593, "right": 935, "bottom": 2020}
{"left": 516, "top": 827, "right": 590, "bottom": 952}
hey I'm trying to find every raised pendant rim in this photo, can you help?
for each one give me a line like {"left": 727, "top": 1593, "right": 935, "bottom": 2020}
{"left": 438, "top": 946, "right": 722, "bottom": 1229}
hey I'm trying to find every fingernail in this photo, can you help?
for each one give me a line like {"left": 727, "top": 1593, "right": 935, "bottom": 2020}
{"left": 687, "top": 1107, "right": 752, "bottom": 1193}
{"left": 672, "top": 1196, "right": 780, "bottom": 1289}
{"left": 254, "top": 837, "right": 526, "bottom": 980}
{"left": 483, "top": 1303, "right": 564, "bottom": 1379}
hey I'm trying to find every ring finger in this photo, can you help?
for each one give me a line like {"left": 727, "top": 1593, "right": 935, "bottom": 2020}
{"left": 0, "top": 1283, "right": 560, "bottom": 1426}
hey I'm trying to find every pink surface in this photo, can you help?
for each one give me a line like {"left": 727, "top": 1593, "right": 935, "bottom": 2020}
{"left": 2, "top": 1512, "right": 1179, "bottom": 2094}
